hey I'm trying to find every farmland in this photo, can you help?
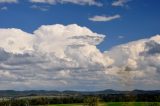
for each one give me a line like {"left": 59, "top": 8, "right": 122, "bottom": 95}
{"left": 48, "top": 102, "right": 160, "bottom": 106}
{"left": 0, "top": 90, "right": 160, "bottom": 106}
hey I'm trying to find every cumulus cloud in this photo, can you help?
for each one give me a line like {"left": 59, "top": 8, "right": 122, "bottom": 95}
{"left": 30, "top": 0, "right": 103, "bottom": 6}
{"left": 0, "top": 24, "right": 159, "bottom": 90}
{"left": 104, "top": 35, "right": 160, "bottom": 90}
{"left": 0, "top": 24, "right": 109, "bottom": 90}
{"left": 89, "top": 15, "right": 120, "bottom": 22}
{"left": 0, "top": 0, "right": 18, "bottom": 3}
{"left": 0, "top": 28, "right": 33, "bottom": 54}
{"left": 112, "top": 0, "right": 131, "bottom": 7}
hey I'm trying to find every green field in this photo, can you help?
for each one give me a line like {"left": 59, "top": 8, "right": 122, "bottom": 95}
{"left": 48, "top": 104, "right": 82, "bottom": 106}
{"left": 48, "top": 102, "right": 160, "bottom": 106}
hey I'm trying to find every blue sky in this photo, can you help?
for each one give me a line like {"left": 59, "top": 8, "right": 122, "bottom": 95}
{"left": 0, "top": 0, "right": 160, "bottom": 51}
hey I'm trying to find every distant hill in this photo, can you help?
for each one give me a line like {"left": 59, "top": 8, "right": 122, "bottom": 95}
{"left": 0, "top": 89, "right": 160, "bottom": 97}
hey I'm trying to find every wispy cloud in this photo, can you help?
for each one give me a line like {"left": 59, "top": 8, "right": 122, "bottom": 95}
{"left": 0, "top": 0, "right": 18, "bottom": 3}
{"left": 112, "top": 0, "right": 131, "bottom": 7}
{"left": 118, "top": 35, "right": 124, "bottom": 39}
{"left": 30, "top": 0, "right": 103, "bottom": 6}
{"left": 89, "top": 15, "right": 121, "bottom": 22}
{"left": 0, "top": 6, "right": 8, "bottom": 10}
{"left": 30, "top": 5, "right": 50, "bottom": 11}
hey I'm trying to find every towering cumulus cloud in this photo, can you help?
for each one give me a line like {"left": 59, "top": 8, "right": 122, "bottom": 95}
{"left": 0, "top": 24, "right": 159, "bottom": 90}
{"left": 104, "top": 35, "right": 160, "bottom": 90}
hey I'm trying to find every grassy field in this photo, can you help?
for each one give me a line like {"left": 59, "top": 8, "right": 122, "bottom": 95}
{"left": 48, "top": 104, "right": 81, "bottom": 106}
{"left": 48, "top": 102, "right": 160, "bottom": 106}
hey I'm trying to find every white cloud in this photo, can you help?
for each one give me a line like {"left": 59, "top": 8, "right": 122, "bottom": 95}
{"left": 104, "top": 35, "right": 160, "bottom": 90}
{"left": 0, "top": 28, "right": 33, "bottom": 54}
{"left": 30, "top": 5, "right": 50, "bottom": 11}
{"left": 0, "top": 24, "right": 159, "bottom": 90}
{"left": 0, "top": 24, "right": 108, "bottom": 90}
{"left": 0, "top": 6, "right": 8, "bottom": 10}
{"left": 112, "top": 0, "right": 131, "bottom": 7}
{"left": 30, "top": 0, "right": 56, "bottom": 4}
{"left": 0, "top": 0, "right": 18, "bottom": 3}
{"left": 118, "top": 35, "right": 124, "bottom": 39}
{"left": 89, "top": 15, "right": 121, "bottom": 22}
{"left": 30, "top": 0, "right": 103, "bottom": 6}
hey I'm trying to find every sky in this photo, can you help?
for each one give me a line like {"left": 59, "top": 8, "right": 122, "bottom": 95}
{"left": 0, "top": 0, "right": 160, "bottom": 91}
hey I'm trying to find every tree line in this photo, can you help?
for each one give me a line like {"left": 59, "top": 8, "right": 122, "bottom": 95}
{"left": 0, "top": 94, "right": 159, "bottom": 106}
{"left": 0, "top": 96, "right": 83, "bottom": 106}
